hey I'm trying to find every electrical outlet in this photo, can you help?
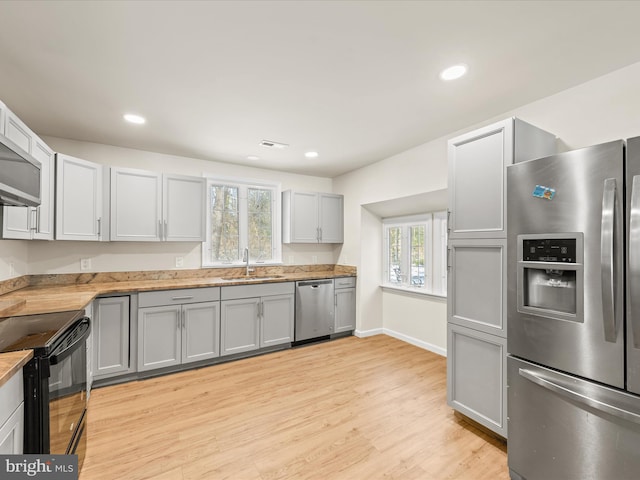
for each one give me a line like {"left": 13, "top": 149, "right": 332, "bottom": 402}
{"left": 288, "top": 255, "right": 294, "bottom": 264}
{"left": 175, "top": 256, "right": 184, "bottom": 268}
{"left": 312, "top": 255, "right": 318, "bottom": 264}
{"left": 343, "top": 254, "right": 348, "bottom": 264}
{"left": 80, "top": 258, "right": 91, "bottom": 271}
{"left": 9, "top": 262, "right": 15, "bottom": 277}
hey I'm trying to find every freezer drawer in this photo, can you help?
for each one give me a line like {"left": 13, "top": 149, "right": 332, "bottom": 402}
{"left": 508, "top": 356, "right": 640, "bottom": 480}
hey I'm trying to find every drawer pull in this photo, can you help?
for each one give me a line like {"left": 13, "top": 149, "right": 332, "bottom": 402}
{"left": 519, "top": 368, "right": 640, "bottom": 424}
{"left": 171, "top": 295, "right": 195, "bottom": 301}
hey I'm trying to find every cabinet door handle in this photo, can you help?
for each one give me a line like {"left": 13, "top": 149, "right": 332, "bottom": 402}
{"left": 158, "top": 220, "right": 162, "bottom": 239}
{"left": 164, "top": 220, "right": 168, "bottom": 240}
{"left": 36, "top": 207, "right": 41, "bottom": 233}
{"left": 30, "top": 209, "right": 37, "bottom": 232}
{"left": 97, "top": 217, "right": 102, "bottom": 236}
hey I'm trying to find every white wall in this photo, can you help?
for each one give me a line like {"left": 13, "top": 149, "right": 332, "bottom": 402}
{"left": 23, "top": 137, "right": 339, "bottom": 275}
{"left": 0, "top": 240, "right": 28, "bottom": 279}
{"left": 382, "top": 290, "right": 447, "bottom": 355}
{"left": 335, "top": 60, "right": 640, "bottom": 354}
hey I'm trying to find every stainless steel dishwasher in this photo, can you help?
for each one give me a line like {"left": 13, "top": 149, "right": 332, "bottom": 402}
{"left": 295, "top": 279, "right": 334, "bottom": 342}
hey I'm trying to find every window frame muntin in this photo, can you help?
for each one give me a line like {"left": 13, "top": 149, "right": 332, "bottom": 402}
{"left": 202, "top": 175, "right": 281, "bottom": 267}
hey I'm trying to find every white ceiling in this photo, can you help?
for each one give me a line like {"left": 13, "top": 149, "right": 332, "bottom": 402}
{"left": 1, "top": 1, "right": 640, "bottom": 178}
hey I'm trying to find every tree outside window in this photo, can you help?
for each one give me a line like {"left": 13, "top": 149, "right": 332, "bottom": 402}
{"left": 382, "top": 212, "right": 447, "bottom": 296}
{"left": 203, "top": 179, "right": 280, "bottom": 266}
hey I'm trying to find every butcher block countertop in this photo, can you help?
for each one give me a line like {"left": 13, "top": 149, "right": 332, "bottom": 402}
{"left": 0, "top": 264, "right": 356, "bottom": 316}
{"left": 0, "top": 350, "right": 32, "bottom": 387}
{"left": 0, "top": 264, "right": 356, "bottom": 382}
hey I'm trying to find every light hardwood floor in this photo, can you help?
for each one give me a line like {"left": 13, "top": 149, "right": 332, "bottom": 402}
{"left": 81, "top": 335, "right": 508, "bottom": 480}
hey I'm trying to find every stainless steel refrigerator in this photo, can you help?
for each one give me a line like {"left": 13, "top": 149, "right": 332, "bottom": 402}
{"left": 506, "top": 138, "right": 640, "bottom": 480}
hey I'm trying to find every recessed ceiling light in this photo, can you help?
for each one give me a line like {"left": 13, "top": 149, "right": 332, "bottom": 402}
{"left": 304, "top": 151, "right": 319, "bottom": 159}
{"left": 247, "top": 155, "right": 260, "bottom": 161}
{"left": 123, "top": 113, "right": 146, "bottom": 124}
{"left": 439, "top": 64, "right": 467, "bottom": 81}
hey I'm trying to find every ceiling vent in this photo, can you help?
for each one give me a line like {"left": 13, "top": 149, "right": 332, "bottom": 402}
{"left": 260, "top": 139, "right": 289, "bottom": 149}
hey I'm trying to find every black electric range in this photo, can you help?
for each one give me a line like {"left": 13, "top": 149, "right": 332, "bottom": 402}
{"left": 0, "top": 310, "right": 90, "bottom": 464}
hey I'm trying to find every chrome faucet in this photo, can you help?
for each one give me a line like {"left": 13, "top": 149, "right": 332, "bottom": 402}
{"left": 243, "top": 247, "right": 254, "bottom": 276}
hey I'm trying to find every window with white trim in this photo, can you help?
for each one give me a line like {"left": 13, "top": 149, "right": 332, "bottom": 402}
{"left": 202, "top": 177, "right": 281, "bottom": 266}
{"left": 382, "top": 212, "right": 447, "bottom": 296}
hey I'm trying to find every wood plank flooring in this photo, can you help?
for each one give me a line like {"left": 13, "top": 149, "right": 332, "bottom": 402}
{"left": 80, "top": 335, "right": 508, "bottom": 480}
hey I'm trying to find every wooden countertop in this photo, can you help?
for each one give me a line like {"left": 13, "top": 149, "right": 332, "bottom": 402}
{"left": 0, "top": 266, "right": 356, "bottom": 382}
{"left": 1, "top": 270, "right": 355, "bottom": 316}
{"left": 0, "top": 350, "right": 32, "bottom": 388}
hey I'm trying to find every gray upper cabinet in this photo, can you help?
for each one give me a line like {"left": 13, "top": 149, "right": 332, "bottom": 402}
{"left": 110, "top": 168, "right": 205, "bottom": 242}
{"left": 282, "top": 190, "right": 344, "bottom": 243}
{"left": 110, "top": 168, "right": 162, "bottom": 241}
{"left": 448, "top": 118, "right": 555, "bottom": 239}
{"left": 0, "top": 103, "right": 55, "bottom": 240}
{"left": 93, "top": 296, "right": 132, "bottom": 379}
{"left": 55, "top": 153, "right": 109, "bottom": 241}
{"left": 137, "top": 287, "right": 220, "bottom": 372}
{"left": 163, "top": 174, "right": 205, "bottom": 242}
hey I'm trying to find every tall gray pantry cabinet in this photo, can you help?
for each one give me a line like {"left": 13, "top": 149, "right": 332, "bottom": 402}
{"left": 446, "top": 118, "right": 555, "bottom": 437}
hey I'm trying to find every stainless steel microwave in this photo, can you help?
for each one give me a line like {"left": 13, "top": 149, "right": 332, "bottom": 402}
{"left": 0, "top": 132, "right": 41, "bottom": 207}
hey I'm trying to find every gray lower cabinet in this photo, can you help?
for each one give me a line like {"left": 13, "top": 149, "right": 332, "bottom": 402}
{"left": 93, "top": 296, "right": 132, "bottom": 379}
{"left": 138, "top": 305, "right": 182, "bottom": 371}
{"left": 0, "top": 373, "right": 24, "bottom": 454}
{"left": 334, "top": 277, "right": 356, "bottom": 334}
{"left": 182, "top": 301, "right": 221, "bottom": 363}
{"left": 261, "top": 294, "right": 295, "bottom": 347}
{"left": 221, "top": 282, "right": 295, "bottom": 356}
{"left": 220, "top": 298, "right": 260, "bottom": 356}
{"left": 137, "top": 287, "right": 220, "bottom": 372}
{"left": 447, "top": 323, "right": 507, "bottom": 437}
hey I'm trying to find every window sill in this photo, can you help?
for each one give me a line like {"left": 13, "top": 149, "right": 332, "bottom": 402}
{"left": 380, "top": 284, "right": 447, "bottom": 301}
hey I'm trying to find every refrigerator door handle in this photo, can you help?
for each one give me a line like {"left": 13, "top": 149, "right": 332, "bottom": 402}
{"left": 519, "top": 368, "right": 640, "bottom": 425}
{"left": 630, "top": 175, "right": 640, "bottom": 348}
{"left": 601, "top": 178, "right": 617, "bottom": 342}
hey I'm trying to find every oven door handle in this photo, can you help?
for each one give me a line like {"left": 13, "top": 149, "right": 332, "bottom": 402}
{"left": 49, "top": 318, "right": 91, "bottom": 365}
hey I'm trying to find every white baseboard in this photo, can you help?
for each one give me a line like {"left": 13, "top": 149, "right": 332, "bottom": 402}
{"left": 354, "top": 328, "right": 384, "bottom": 338}
{"left": 354, "top": 327, "right": 446, "bottom": 357}
{"left": 383, "top": 328, "right": 446, "bottom": 356}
